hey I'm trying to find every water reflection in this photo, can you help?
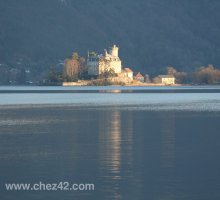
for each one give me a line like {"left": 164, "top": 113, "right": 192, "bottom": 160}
{"left": 121, "top": 112, "right": 134, "bottom": 167}
{"left": 1, "top": 104, "right": 220, "bottom": 200}
{"left": 98, "top": 109, "right": 122, "bottom": 199}
{"left": 99, "top": 90, "right": 122, "bottom": 93}
{"left": 158, "top": 112, "right": 178, "bottom": 200}
{"left": 161, "top": 113, "right": 176, "bottom": 168}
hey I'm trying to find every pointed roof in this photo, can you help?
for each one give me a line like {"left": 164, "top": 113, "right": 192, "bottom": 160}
{"left": 135, "top": 72, "right": 144, "bottom": 78}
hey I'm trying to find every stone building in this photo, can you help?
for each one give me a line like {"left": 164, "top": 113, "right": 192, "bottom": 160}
{"left": 158, "top": 75, "right": 175, "bottom": 85}
{"left": 134, "top": 72, "right": 144, "bottom": 82}
{"left": 87, "top": 45, "right": 122, "bottom": 76}
{"left": 120, "top": 68, "right": 133, "bottom": 80}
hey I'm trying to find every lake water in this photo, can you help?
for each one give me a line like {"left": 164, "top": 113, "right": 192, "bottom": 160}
{"left": 0, "top": 86, "right": 220, "bottom": 200}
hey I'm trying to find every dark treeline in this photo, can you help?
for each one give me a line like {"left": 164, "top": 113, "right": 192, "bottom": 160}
{"left": 43, "top": 52, "right": 87, "bottom": 85}
{"left": 164, "top": 65, "right": 220, "bottom": 85}
{"left": 0, "top": 65, "right": 26, "bottom": 85}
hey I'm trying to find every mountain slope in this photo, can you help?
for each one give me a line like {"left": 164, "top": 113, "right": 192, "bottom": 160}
{"left": 0, "top": 0, "right": 220, "bottom": 75}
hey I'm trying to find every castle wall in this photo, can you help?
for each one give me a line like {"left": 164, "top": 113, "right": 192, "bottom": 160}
{"left": 87, "top": 61, "right": 99, "bottom": 75}
{"left": 87, "top": 45, "right": 122, "bottom": 75}
{"left": 108, "top": 60, "right": 122, "bottom": 74}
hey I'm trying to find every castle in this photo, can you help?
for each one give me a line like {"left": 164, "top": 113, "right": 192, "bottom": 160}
{"left": 87, "top": 45, "right": 122, "bottom": 76}
{"left": 63, "top": 45, "right": 177, "bottom": 86}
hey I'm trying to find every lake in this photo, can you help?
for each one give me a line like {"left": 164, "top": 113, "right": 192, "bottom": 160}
{"left": 0, "top": 86, "right": 220, "bottom": 200}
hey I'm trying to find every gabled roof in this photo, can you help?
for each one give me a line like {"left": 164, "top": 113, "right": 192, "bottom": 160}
{"left": 123, "top": 67, "right": 133, "bottom": 72}
{"left": 135, "top": 72, "right": 144, "bottom": 78}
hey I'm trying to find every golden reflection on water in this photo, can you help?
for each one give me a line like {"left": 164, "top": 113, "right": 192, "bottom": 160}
{"left": 99, "top": 110, "right": 121, "bottom": 175}
{"left": 98, "top": 109, "right": 122, "bottom": 199}
{"left": 99, "top": 90, "right": 122, "bottom": 93}
{"left": 124, "top": 112, "right": 134, "bottom": 166}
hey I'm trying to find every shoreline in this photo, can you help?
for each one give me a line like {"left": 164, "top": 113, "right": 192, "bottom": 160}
{"left": 62, "top": 81, "right": 183, "bottom": 87}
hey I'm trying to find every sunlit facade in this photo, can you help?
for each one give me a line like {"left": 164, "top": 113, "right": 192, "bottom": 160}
{"left": 87, "top": 45, "right": 122, "bottom": 76}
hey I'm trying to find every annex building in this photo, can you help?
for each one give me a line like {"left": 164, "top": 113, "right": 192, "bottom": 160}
{"left": 158, "top": 75, "right": 175, "bottom": 85}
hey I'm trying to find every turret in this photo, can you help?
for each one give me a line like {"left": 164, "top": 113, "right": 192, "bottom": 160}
{"left": 111, "top": 45, "right": 119, "bottom": 57}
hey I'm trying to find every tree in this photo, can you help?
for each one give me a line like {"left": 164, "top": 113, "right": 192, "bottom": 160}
{"left": 78, "top": 57, "right": 88, "bottom": 79}
{"left": 63, "top": 52, "right": 87, "bottom": 81}
{"left": 166, "top": 66, "right": 188, "bottom": 84}
{"left": 45, "top": 66, "right": 63, "bottom": 85}
{"left": 144, "top": 74, "right": 151, "bottom": 83}
{"left": 152, "top": 76, "right": 161, "bottom": 84}
{"left": 166, "top": 66, "right": 177, "bottom": 75}
{"left": 89, "top": 51, "right": 97, "bottom": 57}
{"left": 16, "top": 69, "right": 26, "bottom": 84}
{"left": 63, "top": 52, "right": 80, "bottom": 81}
{"left": 72, "top": 52, "right": 79, "bottom": 60}
{"left": 63, "top": 58, "right": 79, "bottom": 81}
{"left": 99, "top": 68, "right": 117, "bottom": 79}
{"left": 192, "top": 65, "right": 220, "bottom": 84}
{"left": 0, "top": 65, "right": 10, "bottom": 85}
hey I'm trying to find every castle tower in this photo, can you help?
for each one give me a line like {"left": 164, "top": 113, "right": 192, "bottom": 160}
{"left": 111, "top": 45, "right": 119, "bottom": 57}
